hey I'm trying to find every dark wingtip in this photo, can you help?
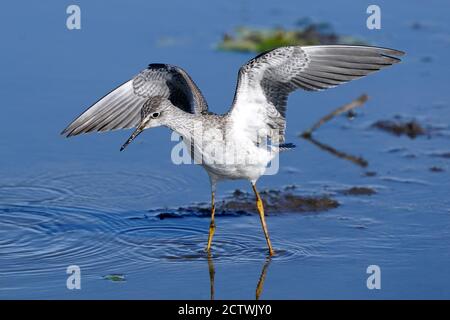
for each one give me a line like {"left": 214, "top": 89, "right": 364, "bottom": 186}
{"left": 148, "top": 63, "right": 169, "bottom": 70}
{"left": 60, "top": 128, "right": 71, "bottom": 138}
{"left": 381, "top": 48, "right": 405, "bottom": 63}
{"left": 382, "top": 54, "right": 402, "bottom": 64}
{"left": 390, "top": 49, "right": 406, "bottom": 56}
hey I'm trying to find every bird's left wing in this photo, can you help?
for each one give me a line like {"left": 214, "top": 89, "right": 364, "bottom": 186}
{"left": 62, "top": 64, "right": 208, "bottom": 137}
{"left": 229, "top": 45, "right": 404, "bottom": 144}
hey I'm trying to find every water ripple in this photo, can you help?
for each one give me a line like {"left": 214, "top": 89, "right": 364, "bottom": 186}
{"left": 27, "top": 170, "right": 190, "bottom": 202}
{"left": 114, "top": 223, "right": 314, "bottom": 263}
{"left": 0, "top": 203, "right": 314, "bottom": 278}
{"left": 0, "top": 169, "right": 192, "bottom": 208}
{"left": 0, "top": 204, "right": 126, "bottom": 276}
{"left": 0, "top": 185, "right": 73, "bottom": 205}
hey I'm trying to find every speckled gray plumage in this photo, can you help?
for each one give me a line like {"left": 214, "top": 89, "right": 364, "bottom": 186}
{"left": 61, "top": 64, "right": 208, "bottom": 137}
{"left": 230, "top": 45, "right": 404, "bottom": 144}
{"left": 62, "top": 45, "right": 404, "bottom": 148}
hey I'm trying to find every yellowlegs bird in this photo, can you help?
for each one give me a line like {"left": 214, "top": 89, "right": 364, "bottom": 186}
{"left": 62, "top": 45, "right": 404, "bottom": 256}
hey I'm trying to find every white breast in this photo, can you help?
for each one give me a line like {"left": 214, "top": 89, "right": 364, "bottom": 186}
{"left": 196, "top": 128, "right": 276, "bottom": 182}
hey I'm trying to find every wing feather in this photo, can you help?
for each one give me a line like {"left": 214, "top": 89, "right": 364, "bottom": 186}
{"left": 230, "top": 45, "right": 404, "bottom": 143}
{"left": 62, "top": 64, "right": 208, "bottom": 137}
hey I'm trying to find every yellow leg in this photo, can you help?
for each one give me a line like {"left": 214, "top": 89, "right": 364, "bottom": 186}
{"left": 205, "top": 191, "right": 216, "bottom": 252}
{"left": 252, "top": 183, "right": 275, "bottom": 256}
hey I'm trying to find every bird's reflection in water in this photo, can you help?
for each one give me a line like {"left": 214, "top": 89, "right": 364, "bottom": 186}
{"left": 207, "top": 253, "right": 216, "bottom": 300}
{"left": 207, "top": 253, "right": 272, "bottom": 300}
{"left": 255, "top": 256, "right": 272, "bottom": 300}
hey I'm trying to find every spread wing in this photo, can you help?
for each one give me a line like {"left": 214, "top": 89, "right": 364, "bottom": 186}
{"left": 229, "top": 45, "right": 404, "bottom": 143}
{"left": 62, "top": 64, "right": 208, "bottom": 137}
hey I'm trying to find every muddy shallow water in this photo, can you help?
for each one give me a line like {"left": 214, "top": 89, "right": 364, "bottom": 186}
{"left": 0, "top": 0, "right": 449, "bottom": 299}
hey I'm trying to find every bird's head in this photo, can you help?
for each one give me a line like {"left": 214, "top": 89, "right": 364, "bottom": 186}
{"left": 120, "top": 96, "right": 176, "bottom": 151}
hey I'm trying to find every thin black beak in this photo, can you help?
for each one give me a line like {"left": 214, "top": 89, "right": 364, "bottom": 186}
{"left": 120, "top": 120, "right": 149, "bottom": 151}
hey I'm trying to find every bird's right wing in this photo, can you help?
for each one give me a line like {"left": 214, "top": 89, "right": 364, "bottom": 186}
{"left": 229, "top": 45, "right": 404, "bottom": 143}
{"left": 62, "top": 64, "right": 208, "bottom": 137}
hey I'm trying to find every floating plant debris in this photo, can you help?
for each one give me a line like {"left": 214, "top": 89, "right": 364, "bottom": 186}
{"left": 372, "top": 119, "right": 427, "bottom": 138}
{"left": 299, "top": 94, "right": 370, "bottom": 168}
{"left": 339, "top": 187, "right": 376, "bottom": 196}
{"left": 363, "top": 171, "right": 377, "bottom": 177}
{"left": 152, "top": 187, "right": 339, "bottom": 219}
{"left": 103, "top": 274, "right": 126, "bottom": 282}
{"left": 223, "top": 189, "right": 340, "bottom": 215}
{"left": 428, "top": 151, "right": 450, "bottom": 159}
{"left": 218, "top": 19, "right": 365, "bottom": 53}
{"left": 301, "top": 94, "right": 369, "bottom": 138}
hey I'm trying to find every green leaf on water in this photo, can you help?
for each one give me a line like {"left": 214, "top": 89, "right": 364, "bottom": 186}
{"left": 103, "top": 274, "right": 126, "bottom": 282}
{"left": 217, "top": 20, "right": 366, "bottom": 54}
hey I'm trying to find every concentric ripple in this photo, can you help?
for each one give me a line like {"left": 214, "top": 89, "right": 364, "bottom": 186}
{"left": 0, "top": 185, "right": 73, "bottom": 205}
{"left": 25, "top": 170, "right": 191, "bottom": 205}
{"left": 0, "top": 169, "right": 194, "bottom": 210}
{"left": 0, "top": 170, "right": 316, "bottom": 281}
{"left": 0, "top": 204, "right": 130, "bottom": 276}
{"left": 114, "top": 221, "right": 316, "bottom": 263}
{"left": 0, "top": 203, "right": 315, "bottom": 278}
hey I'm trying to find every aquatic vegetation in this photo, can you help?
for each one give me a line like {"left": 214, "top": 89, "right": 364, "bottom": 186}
{"left": 218, "top": 19, "right": 365, "bottom": 53}
{"left": 222, "top": 188, "right": 340, "bottom": 214}
{"left": 339, "top": 187, "right": 376, "bottom": 196}
{"left": 428, "top": 150, "right": 450, "bottom": 159}
{"left": 152, "top": 184, "right": 379, "bottom": 220}
{"left": 152, "top": 186, "right": 339, "bottom": 219}
{"left": 370, "top": 114, "right": 450, "bottom": 139}
{"left": 103, "top": 274, "right": 126, "bottom": 282}
{"left": 151, "top": 183, "right": 384, "bottom": 220}
{"left": 372, "top": 119, "right": 426, "bottom": 138}
{"left": 301, "top": 94, "right": 369, "bottom": 138}
{"left": 363, "top": 171, "right": 377, "bottom": 177}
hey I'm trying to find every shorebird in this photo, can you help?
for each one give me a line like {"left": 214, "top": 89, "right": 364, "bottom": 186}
{"left": 62, "top": 45, "right": 403, "bottom": 256}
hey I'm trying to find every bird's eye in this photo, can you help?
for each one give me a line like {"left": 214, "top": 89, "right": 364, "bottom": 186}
{"left": 151, "top": 112, "right": 160, "bottom": 119}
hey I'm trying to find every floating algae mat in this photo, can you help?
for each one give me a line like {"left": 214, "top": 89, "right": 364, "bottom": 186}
{"left": 148, "top": 184, "right": 383, "bottom": 220}
{"left": 103, "top": 274, "right": 126, "bottom": 282}
{"left": 218, "top": 19, "right": 366, "bottom": 53}
{"left": 148, "top": 186, "right": 341, "bottom": 220}
{"left": 372, "top": 119, "right": 427, "bottom": 139}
